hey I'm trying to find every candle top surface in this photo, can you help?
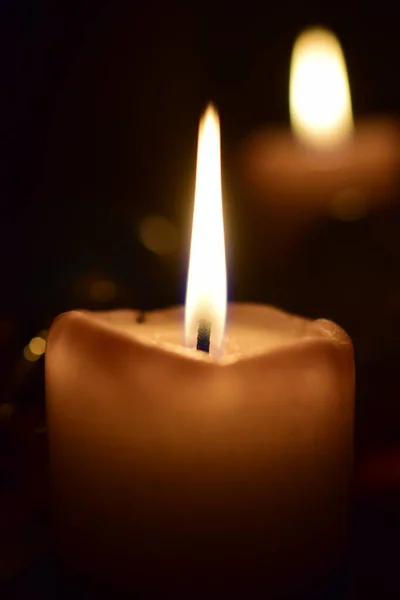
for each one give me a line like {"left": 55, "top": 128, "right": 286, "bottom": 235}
{"left": 80, "top": 303, "right": 349, "bottom": 365}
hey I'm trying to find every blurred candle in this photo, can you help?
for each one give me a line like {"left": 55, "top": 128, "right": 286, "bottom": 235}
{"left": 46, "top": 105, "right": 354, "bottom": 597}
{"left": 243, "top": 27, "right": 400, "bottom": 222}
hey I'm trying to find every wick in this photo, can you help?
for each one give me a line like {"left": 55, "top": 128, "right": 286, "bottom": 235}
{"left": 196, "top": 319, "right": 211, "bottom": 353}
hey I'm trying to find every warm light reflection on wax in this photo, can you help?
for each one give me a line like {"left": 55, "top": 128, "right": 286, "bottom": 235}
{"left": 185, "top": 105, "right": 227, "bottom": 356}
{"left": 290, "top": 27, "right": 353, "bottom": 149}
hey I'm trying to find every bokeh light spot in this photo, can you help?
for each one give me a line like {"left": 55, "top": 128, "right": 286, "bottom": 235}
{"left": 0, "top": 403, "right": 14, "bottom": 421}
{"left": 139, "top": 215, "right": 178, "bottom": 255}
{"left": 28, "top": 336, "right": 47, "bottom": 357}
{"left": 23, "top": 345, "right": 40, "bottom": 362}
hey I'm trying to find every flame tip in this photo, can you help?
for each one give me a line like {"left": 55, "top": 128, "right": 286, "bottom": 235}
{"left": 202, "top": 103, "right": 219, "bottom": 122}
{"left": 296, "top": 25, "right": 334, "bottom": 39}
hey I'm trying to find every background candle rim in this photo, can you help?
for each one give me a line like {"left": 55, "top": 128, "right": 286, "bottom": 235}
{"left": 242, "top": 115, "right": 400, "bottom": 207}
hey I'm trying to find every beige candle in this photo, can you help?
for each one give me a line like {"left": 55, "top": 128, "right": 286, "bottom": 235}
{"left": 243, "top": 28, "right": 400, "bottom": 223}
{"left": 46, "top": 106, "right": 354, "bottom": 597}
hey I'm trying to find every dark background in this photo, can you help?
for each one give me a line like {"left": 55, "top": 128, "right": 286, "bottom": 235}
{"left": 2, "top": 1, "right": 400, "bottom": 597}
{"left": 3, "top": 1, "right": 400, "bottom": 333}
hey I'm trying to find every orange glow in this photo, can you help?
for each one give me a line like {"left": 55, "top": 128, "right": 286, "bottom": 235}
{"left": 185, "top": 105, "right": 227, "bottom": 356}
{"left": 290, "top": 27, "right": 353, "bottom": 149}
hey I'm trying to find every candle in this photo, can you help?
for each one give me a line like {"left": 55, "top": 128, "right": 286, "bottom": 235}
{"left": 46, "top": 106, "right": 354, "bottom": 597}
{"left": 243, "top": 27, "right": 400, "bottom": 223}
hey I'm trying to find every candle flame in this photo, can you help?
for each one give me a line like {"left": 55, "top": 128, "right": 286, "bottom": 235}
{"left": 290, "top": 27, "right": 353, "bottom": 149}
{"left": 185, "top": 105, "right": 227, "bottom": 356}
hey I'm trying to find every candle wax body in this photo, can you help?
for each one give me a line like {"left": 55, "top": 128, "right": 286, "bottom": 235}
{"left": 244, "top": 117, "right": 400, "bottom": 219}
{"left": 46, "top": 304, "right": 354, "bottom": 597}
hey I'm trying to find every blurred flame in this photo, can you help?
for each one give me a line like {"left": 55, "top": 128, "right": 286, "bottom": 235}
{"left": 185, "top": 105, "right": 227, "bottom": 356}
{"left": 290, "top": 27, "right": 353, "bottom": 149}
